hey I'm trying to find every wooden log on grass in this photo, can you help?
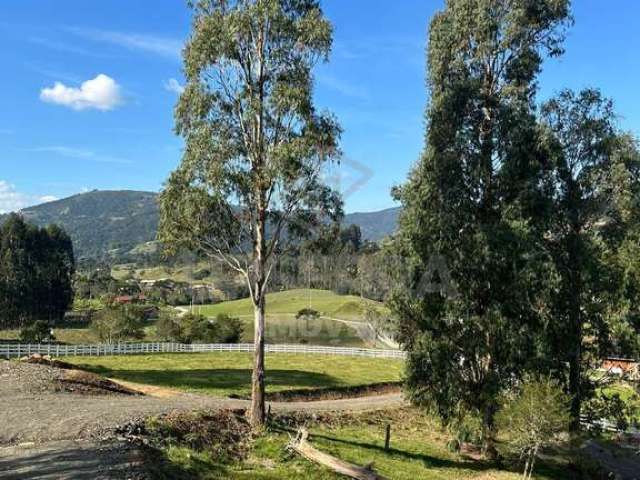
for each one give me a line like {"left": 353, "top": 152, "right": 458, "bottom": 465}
{"left": 288, "top": 428, "right": 388, "bottom": 480}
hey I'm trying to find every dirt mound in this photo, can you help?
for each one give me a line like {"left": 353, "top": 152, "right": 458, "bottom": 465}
{"left": 59, "top": 369, "right": 142, "bottom": 396}
{"left": 0, "top": 360, "right": 66, "bottom": 395}
{"left": 20, "top": 353, "right": 76, "bottom": 370}
{"left": 0, "top": 359, "right": 141, "bottom": 396}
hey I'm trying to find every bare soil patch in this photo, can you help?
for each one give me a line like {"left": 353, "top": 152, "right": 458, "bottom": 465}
{"left": 0, "top": 359, "right": 140, "bottom": 397}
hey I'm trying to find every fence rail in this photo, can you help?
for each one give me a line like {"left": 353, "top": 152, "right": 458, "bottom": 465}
{"left": 0, "top": 342, "right": 406, "bottom": 360}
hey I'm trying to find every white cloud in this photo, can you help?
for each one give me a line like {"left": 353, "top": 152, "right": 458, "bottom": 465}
{"left": 0, "top": 181, "right": 57, "bottom": 214}
{"left": 66, "top": 27, "right": 182, "bottom": 60}
{"left": 164, "top": 78, "right": 184, "bottom": 94}
{"left": 40, "top": 74, "right": 123, "bottom": 111}
{"left": 30, "top": 145, "right": 131, "bottom": 164}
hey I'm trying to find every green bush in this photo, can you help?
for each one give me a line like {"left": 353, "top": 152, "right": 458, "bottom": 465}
{"left": 496, "top": 376, "right": 570, "bottom": 479}
{"left": 19, "top": 320, "right": 55, "bottom": 343}
{"left": 91, "top": 305, "right": 146, "bottom": 344}
{"left": 160, "top": 311, "right": 244, "bottom": 344}
{"left": 214, "top": 313, "right": 243, "bottom": 343}
{"left": 155, "top": 309, "right": 184, "bottom": 342}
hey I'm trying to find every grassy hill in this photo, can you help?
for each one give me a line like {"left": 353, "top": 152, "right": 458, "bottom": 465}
{"left": 195, "top": 289, "right": 387, "bottom": 321}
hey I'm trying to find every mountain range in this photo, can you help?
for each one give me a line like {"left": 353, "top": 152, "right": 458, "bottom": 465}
{"left": 1, "top": 190, "right": 400, "bottom": 260}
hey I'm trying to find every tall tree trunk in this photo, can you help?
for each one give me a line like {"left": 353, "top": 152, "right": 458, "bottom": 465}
{"left": 250, "top": 292, "right": 266, "bottom": 427}
{"left": 482, "top": 398, "right": 498, "bottom": 460}
{"left": 250, "top": 197, "right": 267, "bottom": 427}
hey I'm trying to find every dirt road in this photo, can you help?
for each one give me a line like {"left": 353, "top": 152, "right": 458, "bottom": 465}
{"left": 0, "top": 390, "right": 404, "bottom": 445}
{"left": 0, "top": 359, "right": 404, "bottom": 478}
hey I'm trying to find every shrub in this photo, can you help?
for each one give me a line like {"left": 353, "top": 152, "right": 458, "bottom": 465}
{"left": 155, "top": 309, "right": 184, "bottom": 342}
{"left": 181, "top": 312, "right": 216, "bottom": 343}
{"left": 91, "top": 305, "right": 146, "bottom": 343}
{"left": 214, "top": 314, "right": 243, "bottom": 343}
{"left": 496, "top": 376, "right": 570, "bottom": 479}
{"left": 20, "top": 320, "right": 55, "bottom": 343}
{"left": 157, "top": 311, "right": 243, "bottom": 344}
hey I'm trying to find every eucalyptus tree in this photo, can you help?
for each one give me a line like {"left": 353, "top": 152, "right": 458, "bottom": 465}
{"left": 0, "top": 215, "right": 74, "bottom": 328}
{"left": 389, "top": 0, "right": 571, "bottom": 454}
{"left": 158, "top": 0, "right": 341, "bottom": 427}
{"left": 540, "top": 89, "right": 640, "bottom": 428}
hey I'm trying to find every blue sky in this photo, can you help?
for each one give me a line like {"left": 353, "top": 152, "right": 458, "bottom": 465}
{"left": 1, "top": 1, "right": 638, "bottom": 214}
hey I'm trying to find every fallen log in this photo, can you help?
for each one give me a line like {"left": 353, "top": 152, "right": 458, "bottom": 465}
{"left": 288, "top": 428, "right": 388, "bottom": 480}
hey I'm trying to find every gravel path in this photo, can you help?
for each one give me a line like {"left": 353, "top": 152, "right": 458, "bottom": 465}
{"left": 0, "top": 441, "right": 145, "bottom": 480}
{"left": 0, "top": 360, "right": 404, "bottom": 478}
{"left": 0, "top": 391, "right": 404, "bottom": 445}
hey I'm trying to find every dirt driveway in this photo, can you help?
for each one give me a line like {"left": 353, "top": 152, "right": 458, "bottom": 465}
{"left": 0, "top": 390, "right": 403, "bottom": 445}
{"left": 0, "top": 360, "right": 404, "bottom": 478}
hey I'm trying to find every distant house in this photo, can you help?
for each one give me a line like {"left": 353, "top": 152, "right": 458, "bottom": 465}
{"left": 113, "top": 294, "right": 147, "bottom": 305}
{"left": 601, "top": 357, "right": 639, "bottom": 379}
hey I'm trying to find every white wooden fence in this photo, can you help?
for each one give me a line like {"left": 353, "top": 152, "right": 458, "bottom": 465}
{"left": 0, "top": 342, "right": 406, "bottom": 360}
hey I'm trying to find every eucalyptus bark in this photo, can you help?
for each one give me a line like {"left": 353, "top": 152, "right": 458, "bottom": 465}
{"left": 250, "top": 198, "right": 267, "bottom": 427}
{"left": 251, "top": 294, "right": 266, "bottom": 426}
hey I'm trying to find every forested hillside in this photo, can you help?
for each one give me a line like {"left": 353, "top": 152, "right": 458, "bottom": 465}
{"left": 0, "top": 190, "right": 399, "bottom": 259}
{"left": 0, "top": 190, "right": 159, "bottom": 260}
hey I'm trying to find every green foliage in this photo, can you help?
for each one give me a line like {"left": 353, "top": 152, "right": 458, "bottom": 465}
{"left": 540, "top": 89, "right": 640, "bottom": 425}
{"left": 496, "top": 377, "right": 571, "bottom": 479}
{"left": 583, "top": 390, "right": 640, "bottom": 433}
{"left": 390, "top": 0, "right": 571, "bottom": 451}
{"left": 91, "top": 304, "right": 146, "bottom": 344}
{"left": 0, "top": 214, "right": 75, "bottom": 328}
{"left": 19, "top": 320, "right": 55, "bottom": 343}
{"left": 214, "top": 314, "right": 244, "bottom": 343}
{"left": 158, "top": 311, "right": 244, "bottom": 344}
{"left": 155, "top": 309, "right": 184, "bottom": 342}
{"left": 72, "top": 297, "right": 106, "bottom": 312}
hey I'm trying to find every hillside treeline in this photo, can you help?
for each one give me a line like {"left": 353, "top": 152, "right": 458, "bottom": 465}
{"left": 0, "top": 214, "right": 75, "bottom": 328}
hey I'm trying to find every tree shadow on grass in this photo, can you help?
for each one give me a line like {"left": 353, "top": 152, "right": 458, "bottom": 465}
{"left": 286, "top": 430, "right": 496, "bottom": 473}
{"left": 278, "top": 429, "right": 578, "bottom": 479}
{"left": 75, "top": 367, "right": 341, "bottom": 394}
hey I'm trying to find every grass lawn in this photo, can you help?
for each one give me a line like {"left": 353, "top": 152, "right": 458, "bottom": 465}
{"left": 233, "top": 315, "right": 367, "bottom": 347}
{"left": 194, "top": 289, "right": 387, "bottom": 321}
{"left": 147, "top": 408, "right": 575, "bottom": 480}
{"left": 69, "top": 352, "right": 403, "bottom": 397}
